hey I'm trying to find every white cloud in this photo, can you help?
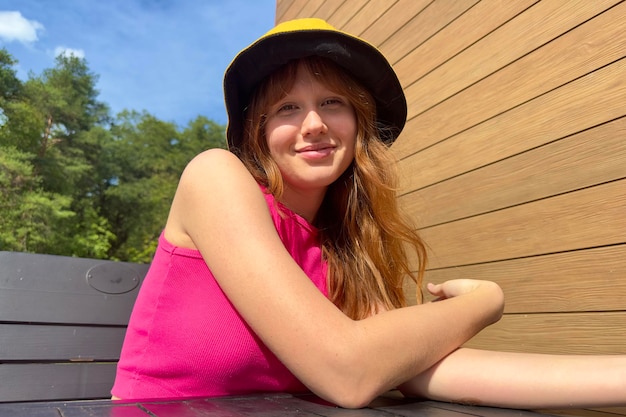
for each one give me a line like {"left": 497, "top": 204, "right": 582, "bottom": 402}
{"left": 54, "top": 46, "right": 85, "bottom": 59}
{"left": 0, "top": 11, "right": 44, "bottom": 44}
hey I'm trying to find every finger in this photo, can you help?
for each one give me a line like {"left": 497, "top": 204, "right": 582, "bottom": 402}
{"left": 427, "top": 282, "right": 441, "bottom": 295}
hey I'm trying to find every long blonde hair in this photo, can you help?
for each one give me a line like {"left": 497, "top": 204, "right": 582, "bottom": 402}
{"left": 238, "top": 57, "right": 427, "bottom": 319}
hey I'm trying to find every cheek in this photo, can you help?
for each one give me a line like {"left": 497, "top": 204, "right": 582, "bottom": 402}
{"left": 265, "top": 121, "right": 295, "bottom": 151}
{"left": 340, "top": 122, "right": 357, "bottom": 153}
{"left": 265, "top": 129, "right": 285, "bottom": 154}
{"left": 338, "top": 111, "right": 357, "bottom": 143}
{"left": 265, "top": 128, "right": 298, "bottom": 178}
{"left": 264, "top": 124, "right": 281, "bottom": 155}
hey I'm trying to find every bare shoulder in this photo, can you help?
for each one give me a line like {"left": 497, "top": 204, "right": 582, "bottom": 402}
{"left": 165, "top": 148, "right": 267, "bottom": 249}
{"left": 178, "top": 148, "right": 264, "bottom": 209}
{"left": 182, "top": 148, "right": 249, "bottom": 182}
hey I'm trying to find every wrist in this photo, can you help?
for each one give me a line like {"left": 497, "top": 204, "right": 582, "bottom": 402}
{"left": 476, "top": 281, "right": 504, "bottom": 324}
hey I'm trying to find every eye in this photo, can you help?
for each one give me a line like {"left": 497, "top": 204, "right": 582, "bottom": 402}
{"left": 275, "top": 103, "right": 298, "bottom": 114}
{"left": 322, "top": 97, "right": 346, "bottom": 107}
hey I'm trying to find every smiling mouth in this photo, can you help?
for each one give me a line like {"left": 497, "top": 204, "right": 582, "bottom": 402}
{"left": 296, "top": 144, "right": 336, "bottom": 159}
{"left": 296, "top": 144, "right": 336, "bottom": 153}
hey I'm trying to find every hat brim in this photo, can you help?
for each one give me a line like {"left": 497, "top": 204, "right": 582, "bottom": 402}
{"left": 224, "top": 27, "right": 406, "bottom": 153}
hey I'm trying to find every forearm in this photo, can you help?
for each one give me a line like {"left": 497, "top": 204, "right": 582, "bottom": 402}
{"left": 342, "top": 282, "right": 504, "bottom": 402}
{"left": 400, "top": 347, "right": 626, "bottom": 409}
{"left": 281, "top": 281, "right": 503, "bottom": 408}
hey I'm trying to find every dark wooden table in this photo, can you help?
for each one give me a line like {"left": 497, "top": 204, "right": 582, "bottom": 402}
{"left": 0, "top": 392, "right": 558, "bottom": 417}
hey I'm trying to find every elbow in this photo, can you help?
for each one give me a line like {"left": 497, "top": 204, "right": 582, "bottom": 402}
{"left": 298, "top": 323, "right": 393, "bottom": 408}
{"left": 335, "top": 396, "right": 375, "bottom": 410}
{"left": 322, "top": 383, "right": 381, "bottom": 409}
{"left": 311, "top": 348, "right": 387, "bottom": 408}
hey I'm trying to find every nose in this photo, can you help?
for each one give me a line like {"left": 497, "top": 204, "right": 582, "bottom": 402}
{"left": 301, "top": 110, "right": 328, "bottom": 137}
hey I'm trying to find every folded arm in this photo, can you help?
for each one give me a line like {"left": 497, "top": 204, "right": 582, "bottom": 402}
{"left": 165, "top": 149, "right": 504, "bottom": 408}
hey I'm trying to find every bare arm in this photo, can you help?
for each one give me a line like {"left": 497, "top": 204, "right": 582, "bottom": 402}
{"left": 399, "top": 347, "right": 626, "bottom": 409}
{"left": 165, "top": 149, "right": 504, "bottom": 408}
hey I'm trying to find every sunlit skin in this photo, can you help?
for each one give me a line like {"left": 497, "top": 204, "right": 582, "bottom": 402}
{"left": 264, "top": 64, "right": 356, "bottom": 222}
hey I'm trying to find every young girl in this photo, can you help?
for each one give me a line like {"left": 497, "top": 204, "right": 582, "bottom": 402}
{"left": 112, "top": 18, "right": 625, "bottom": 408}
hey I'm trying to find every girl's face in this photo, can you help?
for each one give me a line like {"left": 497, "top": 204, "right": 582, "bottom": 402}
{"left": 264, "top": 64, "right": 357, "bottom": 196}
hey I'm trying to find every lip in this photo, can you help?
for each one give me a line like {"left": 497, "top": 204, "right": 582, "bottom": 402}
{"left": 296, "top": 143, "right": 336, "bottom": 152}
{"left": 296, "top": 143, "right": 336, "bottom": 160}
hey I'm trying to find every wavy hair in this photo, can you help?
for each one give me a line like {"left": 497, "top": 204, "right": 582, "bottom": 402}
{"left": 237, "top": 57, "right": 427, "bottom": 319}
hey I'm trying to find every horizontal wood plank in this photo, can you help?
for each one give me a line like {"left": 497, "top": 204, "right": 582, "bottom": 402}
{"left": 397, "top": 58, "right": 626, "bottom": 191}
{"left": 0, "top": 324, "right": 126, "bottom": 361}
{"left": 380, "top": 0, "right": 479, "bottom": 65}
{"left": 0, "top": 251, "right": 146, "bottom": 293}
{"left": 414, "top": 180, "right": 626, "bottom": 269}
{"left": 0, "top": 404, "right": 64, "bottom": 416}
{"left": 294, "top": 0, "right": 326, "bottom": 20}
{"left": 404, "top": 245, "right": 626, "bottom": 313}
{"left": 0, "top": 363, "right": 117, "bottom": 402}
{"left": 400, "top": 117, "right": 626, "bottom": 227}
{"left": 393, "top": 0, "right": 539, "bottom": 89}
{"left": 359, "top": 0, "right": 432, "bottom": 47}
{"left": 544, "top": 409, "right": 626, "bottom": 417}
{"left": 0, "top": 288, "right": 138, "bottom": 325}
{"left": 586, "top": 408, "right": 626, "bottom": 416}
{"left": 428, "top": 401, "right": 571, "bottom": 417}
{"left": 340, "top": 0, "right": 396, "bottom": 38}
{"left": 324, "top": 0, "right": 368, "bottom": 29}
{"left": 275, "top": 0, "right": 294, "bottom": 23}
{"left": 305, "top": 0, "right": 344, "bottom": 22}
{"left": 464, "top": 312, "right": 626, "bottom": 355}
{"left": 276, "top": 0, "right": 304, "bottom": 22}
{"left": 0, "top": 251, "right": 147, "bottom": 325}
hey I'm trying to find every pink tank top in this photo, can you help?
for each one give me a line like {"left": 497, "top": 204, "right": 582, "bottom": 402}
{"left": 111, "top": 187, "right": 328, "bottom": 399}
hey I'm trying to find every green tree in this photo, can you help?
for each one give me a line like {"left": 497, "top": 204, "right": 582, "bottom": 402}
{"left": 100, "top": 111, "right": 225, "bottom": 262}
{"left": 1, "top": 51, "right": 114, "bottom": 256}
{"left": 23, "top": 54, "right": 109, "bottom": 195}
{"left": 0, "top": 49, "right": 40, "bottom": 153}
{"left": 0, "top": 146, "right": 74, "bottom": 254}
{"left": 0, "top": 49, "right": 227, "bottom": 261}
{"left": 0, "top": 48, "right": 22, "bottom": 101}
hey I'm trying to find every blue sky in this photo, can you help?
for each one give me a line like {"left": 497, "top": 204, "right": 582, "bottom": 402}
{"left": 0, "top": 0, "right": 276, "bottom": 127}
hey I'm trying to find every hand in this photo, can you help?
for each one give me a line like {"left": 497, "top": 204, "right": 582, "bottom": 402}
{"left": 427, "top": 279, "right": 504, "bottom": 325}
{"left": 427, "top": 279, "right": 500, "bottom": 301}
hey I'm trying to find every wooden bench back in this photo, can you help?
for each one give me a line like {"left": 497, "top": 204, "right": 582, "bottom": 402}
{"left": 0, "top": 251, "right": 148, "bottom": 402}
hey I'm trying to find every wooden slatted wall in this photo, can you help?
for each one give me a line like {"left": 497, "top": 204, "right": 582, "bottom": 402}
{"left": 275, "top": 1, "right": 625, "bottom": 415}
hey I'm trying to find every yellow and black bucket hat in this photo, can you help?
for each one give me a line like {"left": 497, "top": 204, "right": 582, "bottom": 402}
{"left": 223, "top": 18, "right": 407, "bottom": 154}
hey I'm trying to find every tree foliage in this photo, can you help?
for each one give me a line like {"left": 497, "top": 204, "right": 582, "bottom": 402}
{"left": 0, "top": 48, "right": 226, "bottom": 262}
